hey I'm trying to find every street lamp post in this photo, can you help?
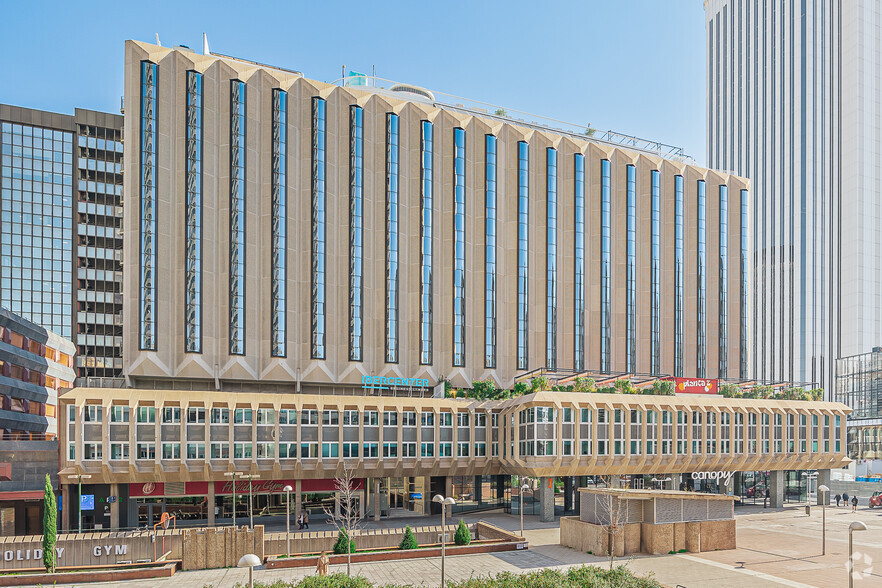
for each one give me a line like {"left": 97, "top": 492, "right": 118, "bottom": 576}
{"left": 238, "top": 474, "right": 259, "bottom": 529}
{"left": 817, "top": 484, "right": 829, "bottom": 555}
{"left": 432, "top": 494, "right": 456, "bottom": 588}
{"left": 70, "top": 474, "right": 92, "bottom": 533}
{"left": 519, "top": 483, "right": 530, "bottom": 538}
{"left": 283, "top": 485, "right": 293, "bottom": 557}
{"left": 223, "top": 471, "right": 242, "bottom": 527}
{"left": 848, "top": 521, "right": 868, "bottom": 588}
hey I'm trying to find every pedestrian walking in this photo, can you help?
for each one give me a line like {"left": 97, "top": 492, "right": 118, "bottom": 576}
{"left": 297, "top": 512, "right": 304, "bottom": 530}
{"left": 843, "top": 492, "right": 850, "bottom": 506}
{"left": 835, "top": 494, "right": 841, "bottom": 507}
{"left": 852, "top": 495, "right": 858, "bottom": 512}
{"left": 303, "top": 510, "right": 310, "bottom": 529}
{"left": 316, "top": 551, "right": 330, "bottom": 576}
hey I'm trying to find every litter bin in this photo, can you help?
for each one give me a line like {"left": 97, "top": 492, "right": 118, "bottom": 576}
{"left": 805, "top": 504, "right": 811, "bottom": 515}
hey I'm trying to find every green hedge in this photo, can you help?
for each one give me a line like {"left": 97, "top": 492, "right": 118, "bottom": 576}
{"left": 233, "top": 567, "right": 661, "bottom": 588}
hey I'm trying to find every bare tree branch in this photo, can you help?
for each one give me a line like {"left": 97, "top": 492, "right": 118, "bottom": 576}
{"left": 322, "top": 461, "right": 362, "bottom": 576}
{"left": 593, "top": 476, "right": 625, "bottom": 570}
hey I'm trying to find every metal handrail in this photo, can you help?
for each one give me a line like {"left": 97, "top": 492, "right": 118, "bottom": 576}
{"left": 329, "top": 75, "right": 692, "bottom": 162}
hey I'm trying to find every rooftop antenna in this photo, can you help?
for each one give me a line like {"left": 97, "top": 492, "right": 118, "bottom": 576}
{"left": 203, "top": 33, "right": 210, "bottom": 55}
{"left": 155, "top": 33, "right": 162, "bottom": 47}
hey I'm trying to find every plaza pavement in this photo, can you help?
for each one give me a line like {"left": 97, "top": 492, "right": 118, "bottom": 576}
{"left": 48, "top": 502, "right": 882, "bottom": 587}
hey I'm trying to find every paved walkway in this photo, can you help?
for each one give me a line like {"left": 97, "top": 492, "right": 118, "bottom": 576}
{"left": 47, "top": 504, "right": 882, "bottom": 587}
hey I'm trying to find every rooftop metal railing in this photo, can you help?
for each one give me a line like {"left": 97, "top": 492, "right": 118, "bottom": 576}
{"left": 330, "top": 75, "right": 693, "bottom": 162}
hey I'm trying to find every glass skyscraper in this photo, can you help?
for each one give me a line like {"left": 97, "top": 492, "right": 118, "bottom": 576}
{"left": 0, "top": 119, "right": 73, "bottom": 337}
{"left": 0, "top": 104, "right": 123, "bottom": 383}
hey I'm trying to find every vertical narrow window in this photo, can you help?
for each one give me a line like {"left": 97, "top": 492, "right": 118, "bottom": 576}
{"left": 719, "top": 184, "right": 728, "bottom": 377}
{"left": 452, "top": 128, "right": 466, "bottom": 367}
{"left": 311, "top": 97, "right": 327, "bottom": 359}
{"left": 517, "top": 141, "right": 529, "bottom": 370}
{"left": 546, "top": 148, "right": 558, "bottom": 370}
{"left": 270, "top": 89, "right": 287, "bottom": 357}
{"left": 650, "top": 169, "right": 661, "bottom": 373}
{"left": 696, "top": 179, "right": 707, "bottom": 377}
{"left": 573, "top": 153, "right": 585, "bottom": 371}
{"left": 349, "top": 105, "right": 364, "bottom": 362}
{"left": 484, "top": 135, "right": 497, "bottom": 369}
{"left": 139, "top": 61, "right": 158, "bottom": 351}
{"left": 625, "top": 164, "right": 636, "bottom": 372}
{"left": 740, "top": 188, "right": 749, "bottom": 378}
{"left": 385, "top": 113, "right": 400, "bottom": 363}
{"left": 674, "top": 175, "right": 684, "bottom": 376}
{"left": 419, "top": 120, "right": 434, "bottom": 365}
{"left": 184, "top": 71, "right": 202, "bottom": 353}
{"left": 600, "top": 159, "right": 611, "bottom": 371}
{"left": 229, "top": 80, "right": 246, "bottom": 355}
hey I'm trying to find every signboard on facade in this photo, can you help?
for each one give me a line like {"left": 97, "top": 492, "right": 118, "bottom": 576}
{"left": 362, "top": 375, "right": 431, "bottom": 393}
{"left": 672, "top": 378, "right": 719, "bottom": 395}
{"left": 129, "top": 478, "right": 365, "bottom": 498}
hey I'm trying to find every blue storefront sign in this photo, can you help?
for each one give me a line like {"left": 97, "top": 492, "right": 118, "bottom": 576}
{"left": 80, "top": 494, "right": 95, "bottom": 511}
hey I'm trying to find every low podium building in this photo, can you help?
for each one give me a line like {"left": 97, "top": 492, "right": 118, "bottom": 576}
{"left": 561, "top": 487, "right": 736, "bottom": 556}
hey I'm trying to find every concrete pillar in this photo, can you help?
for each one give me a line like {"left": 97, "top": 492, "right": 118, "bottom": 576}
{"left": 563, "top": 477, "right": 574, "bottom": 512}
{"left": 817, "top": 469, "right": 832, "bottom": 505}
{"left": 110, "top": 483, "right": 119, "bottom": 529}
{"left": 60, "top": 484, "right": 69, "bottom": 531}
{"left": 769, "top": 470, "right": 785, "bottom": 508}
{"left": 373, "top": 480, "right": 381, "bottom": 521}
{"left": 294, "top": 479, "right": 302, "bottom": 521}
{"left": 734, "top": 472, "right": 742, "bottom": 497}
{"left": 207, "top": 481, "right": 216, "bottom": 527}
{"left": 538, "top": 476, "right": 555, "bottom": 522}
{"left": 609, "top": 475, "right": 621, "bottom": 489}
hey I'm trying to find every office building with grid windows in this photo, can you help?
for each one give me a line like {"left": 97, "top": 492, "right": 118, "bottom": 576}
{"left": 0, "top": 104, "right": 123, "bottom": 385}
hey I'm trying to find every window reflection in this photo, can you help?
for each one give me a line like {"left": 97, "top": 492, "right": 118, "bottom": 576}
{"left": 626, "top": 164, "right": 636, "bottom": 372}
{"left": 574, "top": 154, "right": 585, "bottom": 371}
{"left": 420, "top": 121, "right": 433, "bottom": 365}
{"left": 184, "top": 70, "right": 203, "bottom": 353}
{"left": 349, "top": 105, "right": 364, "bottom": 362}
{"left": 719, "top": 185, "right": 728, "bottom": 377}
{"left": 650, "top": 169, "right": 661, "bottom": 373}
{"left": 311, "top": 97, "right": 326, "bottom": 359}
{"left": 385, "top": 114, "right": 400, "bottom": 363}
{"left": 229, "top": 80, "right": 246, "bottom": 355}
{"left": 484, "top": 135, "right": 497, "bottom": 369}
{"left": 139, "top": 61, "right": 158, "bottom": 350}
{"left": 697, "top": 179, "right": 707, "bottom": 377}
{"left": 600, "top": 159, "right": 611, "bottom": 371}
{"left": 517, "top": 142, "right": 529, "bottom": 370}
{"left": 453, "top": 128, "right": 466, "bottom": 367}
{"left": 546, "top": 148, "right": 557, "bottom": 370}
{"left": 740, "top": 189, "right": 749, "bottom": 378}
{"left": 271, "top": 89, "right": 287, "bottom": 357}
{"left": 674, "top": 175, "right": 685, "bottom": 376}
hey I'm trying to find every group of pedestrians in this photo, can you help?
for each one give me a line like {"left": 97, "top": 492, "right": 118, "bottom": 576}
{"left": 834, "top": 491, "right": 859, "bottom": 511}
{"left": 297, "top": 511, "right": 310, "bottom": 529}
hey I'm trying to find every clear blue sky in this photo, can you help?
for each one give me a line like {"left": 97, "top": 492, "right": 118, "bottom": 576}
{"left": 1, "top": 0, "right": 708, "bottom": 164}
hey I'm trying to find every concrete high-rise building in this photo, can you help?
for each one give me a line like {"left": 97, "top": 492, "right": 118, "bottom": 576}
{"left": 122, "top": 40, "right": 751, "bottom": 391}
{"left": 0, "top": 105, "right": 124, "bottom": 384}
{"left": 702, "top": 0, "right": 877, "bottom": 397}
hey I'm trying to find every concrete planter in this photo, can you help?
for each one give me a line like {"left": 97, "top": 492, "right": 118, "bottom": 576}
{"left": 0, "top": 562, "right": 177, "bottom": 587}
{"left": 265, "top": 539, "right": 521, "bottom": 569}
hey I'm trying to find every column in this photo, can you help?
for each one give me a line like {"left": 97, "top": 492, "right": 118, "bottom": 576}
{"left": 538, "top": 476, "right": 554, "bottom": 522}
{"left": 563, "top": 477, "right": 574, "bottom": 512}
{"left": 60, "top": 484, "right": 69, "bottom": 531}
{"left": 609, "top": 475, "right": 621, "bottom": 489}
{"left": 109, "top": 483, "right": 119, "bottom": 529}
{"left": 207, "top": 481, "right": 216, "bottom": 527}
{"left": 373, "top": 480, "right": 381, "bottom": 521}
{"left": 816, "top": 469, "right": 832, "bottom": 505}
{"left": 734, "top": 472, "right": 742, "bottom": 497}
{"left": 769, "top": 470, "right": 785, "bottom": 508}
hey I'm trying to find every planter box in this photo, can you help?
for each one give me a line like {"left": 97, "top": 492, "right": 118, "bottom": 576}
{"left": 266, "top": 539, "right": 520, "bottom": 569}
{"left": 0, "top": 561, "right": 177, "bottom": 587}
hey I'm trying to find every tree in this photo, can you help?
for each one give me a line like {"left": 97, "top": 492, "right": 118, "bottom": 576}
{"left": 592, "top": 481, "right": 625, "bottom": 571}
{"left": 42, "top": 474, "right": 56, "bottom": 573}
{"left": 719, "top": 383, "right": 742, "bottom": 398}
{"left": 323, "top": 463, "right": 361, "bottom": 576}
{"left": 471, "top": 379, "right": 498, "bottom": 400}
{"left": 399, "top": 525, "right": 418, "bottom": 550}
{"left": 454, "top": 520, "right": 471, "bottom": 546}
{"left": 513, "top": 381, "right": 529, "bottom": 396}
{"left": 574, "top": 377, "right": 596, "bottom": 393}
{"left": 494, "top": 108, "right": 507, "bottom": 117}
{"left": 650, "top": 380, "right": 675, "bottom": 396}
{"left": 530, "top": 376, "right": 550, "bottom": 393}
